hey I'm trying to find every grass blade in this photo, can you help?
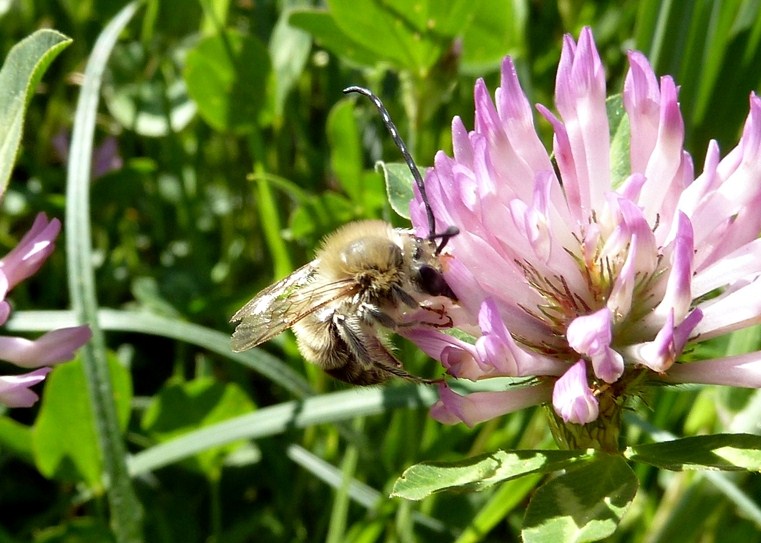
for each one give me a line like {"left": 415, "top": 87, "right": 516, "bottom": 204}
{"left": 64, "top": 3, "right": 144, "bottom": 542}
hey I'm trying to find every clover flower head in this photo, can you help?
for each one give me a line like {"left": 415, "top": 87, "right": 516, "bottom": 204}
{"left": 409, "top": 27, "right": 761, "bottom": 449}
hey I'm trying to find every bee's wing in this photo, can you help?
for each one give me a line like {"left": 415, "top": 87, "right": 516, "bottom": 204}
{"left": 230, "top": 260, "right": 354, "bottom": 352}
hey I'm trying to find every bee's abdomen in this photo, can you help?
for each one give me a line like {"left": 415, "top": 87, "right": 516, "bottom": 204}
{"left": 293, "top": 311, "right": 393, "bottom": 385}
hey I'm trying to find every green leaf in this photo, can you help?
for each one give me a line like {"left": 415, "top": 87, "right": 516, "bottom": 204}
{"left": 381, "top": 0, "right": 477, "bottom": 37}
{"left": 460, "top": 0, "right": 528, "bottom": 74}
{"left": 376, "top": 161, "right": 414, "bottom": 219}
{"left": 0, "top": 29, "right": 71, "bottom": 195}
{"left": 103, "top": 41, "right": 196, "bottom": 137}
{"left": 141, "top": 377, "right": 256, "bottom": 477}
{"left": 327, "top": 0, "right": 446, "bottom": 72}
{"left": 626, "top": 433, "right": 761, "bottom": 471}
{"left": 288, "top": 9, "right": 380, "bottom": 68}
{"left": 607, "top": 94, "right": 631, "bottom": 189}
{"left": 523, "top": 455, "right": 638, "bottom": 543}
{"left": 32, "top": 355, "right": 132, "bottom": 487}
{"left": 183, "top": 30, "right": 271, "bottom": 133}
{"left": 391, "top": 449, "right": 592, "bottom": 500}
{"left": 0, "top": 416, "right": 34, "bottom": 463}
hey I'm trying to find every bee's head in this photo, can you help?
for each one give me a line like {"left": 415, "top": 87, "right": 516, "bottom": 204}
{"left": 408, "top": 236, "right": 458, "bottom": 300}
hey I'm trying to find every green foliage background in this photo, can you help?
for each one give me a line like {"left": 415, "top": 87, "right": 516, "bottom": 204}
{"left": 1, "top": 1, "right": 761, "bottom": 542}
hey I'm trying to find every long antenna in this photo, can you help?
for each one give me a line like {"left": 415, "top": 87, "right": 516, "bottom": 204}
{"left": 343, "top": 86, "right": 458, "bottom": 253}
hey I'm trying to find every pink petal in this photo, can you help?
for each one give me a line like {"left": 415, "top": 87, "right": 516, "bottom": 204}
{"left": 591, "top": 346, "right": 624, "bottom": 383}
{"left": 430, "top": 381, "right": 553, "bottom": 427}
{"left": 554, "top": 27, "right": 610, "bottom": 216}
{"left": 663, "top": 351, "right": 761, "bottom": 388}
{"left": 537, "top": 103, "right": 582, "bottom": 220}
{"left": 567, "top": 308, "right": 612, "bottom": 357}
{"left": 0, "top": 367, "right": 51, "bottom": 407}
{"left": 552, "top": 360, "right": 599, "bottom": 424}
{"left": 495, "top": 57, "right": 558, "bottom": 186}
{"left": 624, "top": 51, "right": 661, "bottom": 173}
{"left": 692, "top": 238, "right": 761, "bottom": 298}
{"left": 636, "top": 310, "right": 676, "bottom": 372}
{"left": 403, "top": 328, "right": 482, "bottom": 380}
{"left": 607, "top": 234, "right": 637, "bottom": 317}
{"left": 0, "top": 301, "right": 9, "bottom": 326}
{"left": 693, "top": 279, "right": 761, "bottom": 340}
{"left": 653, "top": 213, "right": 694, "bottom": 322}
{"left": 475, "top": 298, "right": 566, "bottom": 377}
{"left": 0, "top": 326, "right": 92, "bottom": 368}
{"left": 0, "top": 213, "right": 61, "bottom": 290}
{"left": 639, "top": 77, "right": 686, "bottom": 226}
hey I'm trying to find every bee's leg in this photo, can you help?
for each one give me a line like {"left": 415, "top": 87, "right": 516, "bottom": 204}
{"left": 361, "top": 303, "right": 400, "bottom": 330}
{"left": 420, "top": 305, "right": 453, "bottom": 328}
{"left": 360, "top": 301, "right": 451, "bottom": 331}
{"left": 334, "top": 313, "right": 441, "bottom": 384}
{"left": 391, "top": 285, "right": 420, "bottom": 309}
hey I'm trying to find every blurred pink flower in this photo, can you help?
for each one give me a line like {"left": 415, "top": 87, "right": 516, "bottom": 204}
{"left": 52, "top": 131, "right": 122, "bottom": 179}
{"left": 0, "top": 368, "right": 51, "bottom": 408}
{"left": 0, "top": 213, "right": 91, "bottom": 407}
{"left": 409, "top": 28, "right": 761, "bottom": 443}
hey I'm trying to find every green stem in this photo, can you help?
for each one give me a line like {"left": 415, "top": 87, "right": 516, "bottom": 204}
{"left": 248, "top": 130, "right": 292, "bottom": 279}
{"left": 65, "top": 3, "right": 144, "bottom": 541}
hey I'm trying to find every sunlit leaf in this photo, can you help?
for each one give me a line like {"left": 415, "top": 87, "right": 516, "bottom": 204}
{"left": 328, "top": 0, "right": 447, "bottom": 72}
{"left": 626, "top": 433, "right": 761, "bottom": 471}
{"left": 461, "top": 0, "right": 528, "bottom": 74}
{"left": 381, "top": 0, "right": 477, "bottom": 37}
{"left": 377, "top": 161, "right": 414, "bottom": 219}
{"left": 288, "top": 9, "right": 381, "bottom": 68}
{"left": 0, "top": 29, "right": 71, "bottom": 195}
{"left": 523, "top": 455, "right": 637, "bottom": 543}
{"left": 392, "top": 449, "right": 592, "bottom": 500}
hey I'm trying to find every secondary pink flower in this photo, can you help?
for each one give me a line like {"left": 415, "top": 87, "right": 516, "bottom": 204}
{"left": 409, "top": 27, "right": 761, "bottom": 446}
{"left": 0, "top": 213, "right": 60, "bottom": 294}
{"left": 0, "top": 368, "right": 52, "bottom": 408}
{"left": 0, "top": 213, "right": 91, "bottom": 407}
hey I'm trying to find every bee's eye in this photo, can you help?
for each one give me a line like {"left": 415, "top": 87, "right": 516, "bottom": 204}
{"left": 416, "top": 264, "right": 456, "bottom": 299}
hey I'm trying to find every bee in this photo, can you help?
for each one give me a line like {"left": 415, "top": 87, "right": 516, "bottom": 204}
{"left": 231, "top": 87, "right": 458, "bottom": 385}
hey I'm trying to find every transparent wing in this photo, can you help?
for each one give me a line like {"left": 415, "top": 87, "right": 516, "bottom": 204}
{"left": 230, "top": 260, "right": 355, "bottom": 352}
